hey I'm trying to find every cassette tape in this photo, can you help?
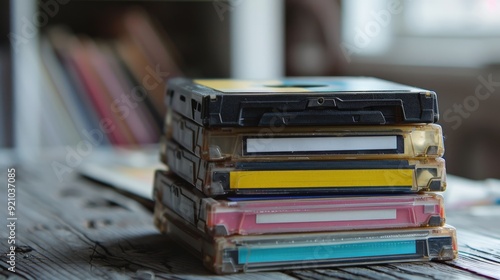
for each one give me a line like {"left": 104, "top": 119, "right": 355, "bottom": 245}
{"left": 165, "top": 141, "right": 447, "bottom": 196}
{"left": 166, "top": 77, "right": 439, "bottom": 127}
{"left": 158, "top": 212, "right": 457, "bottom": 274}
{"left": 153, "top": 170, "right": 446, "bottom": 236}
{"left": 166, "top": 111, "right": 444, "bottom": 161}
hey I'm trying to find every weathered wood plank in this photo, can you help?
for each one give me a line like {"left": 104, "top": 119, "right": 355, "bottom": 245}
{"left": 0, "top": 167, "right": 299, "bottom": 280}
{"left": 446, "top": 206, "right": 500, "bottom": 279}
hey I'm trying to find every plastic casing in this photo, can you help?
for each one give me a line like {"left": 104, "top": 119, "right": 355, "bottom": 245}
{"left": 153, "top": 171, "right": 446, "bottom": 236}
{"left": 165, "top": 112, "right": 444, "bottom": 161}
{"left": 159, "top": 212, "right": 457, "bottom": 274}
{"left": 164, "top": 141, "right": 447, "bottom": 196}
{"left": 165, "top": 77, "right": 440, "bottom": 127}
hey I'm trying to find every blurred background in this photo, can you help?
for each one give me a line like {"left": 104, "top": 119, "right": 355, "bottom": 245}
{"left": 1, "top": 0, "right": 499, "bottom": 180}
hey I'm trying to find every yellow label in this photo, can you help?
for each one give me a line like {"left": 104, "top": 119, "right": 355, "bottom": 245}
{"left": 229, "top": 169, "right": 413, "bottom": 189}
{"left": 194, "top": 79, "right": 310, "bottom": 92}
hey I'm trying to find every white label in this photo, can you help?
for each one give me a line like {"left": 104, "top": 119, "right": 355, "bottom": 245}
{"left": 246, "top": 136, "right": 397, "bottom": 154}
{"left": 256, "top": 209, "right": 397, "bottom": 224}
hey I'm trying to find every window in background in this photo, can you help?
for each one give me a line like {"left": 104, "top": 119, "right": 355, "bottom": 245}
{"left": 403, "top": 0, "right": 500, "bottom": 36}
{"left": 341, "top": 0, "right": 500, "bottom": 67}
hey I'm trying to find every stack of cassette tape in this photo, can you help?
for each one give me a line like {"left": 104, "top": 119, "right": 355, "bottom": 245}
{"left": 153, "top": 77, "right": 457, "bottom": 274}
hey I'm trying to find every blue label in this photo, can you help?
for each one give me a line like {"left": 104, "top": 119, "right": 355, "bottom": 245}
{"left": 238, "top": 240, "right": 416, "bottom": 264}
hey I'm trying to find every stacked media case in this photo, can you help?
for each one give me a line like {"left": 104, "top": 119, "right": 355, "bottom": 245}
{"left": 153, "top": 77, "right": 457, "bottom": 274}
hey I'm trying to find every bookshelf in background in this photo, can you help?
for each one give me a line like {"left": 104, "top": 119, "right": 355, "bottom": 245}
{"left": 10, "top": 0, "right": 285, "bottom": 158}
{"left": 35, "top": 1, "right": 230, "bottom": 151}
{"left": 40, "top": 9, "right": 182, "bottom": 148}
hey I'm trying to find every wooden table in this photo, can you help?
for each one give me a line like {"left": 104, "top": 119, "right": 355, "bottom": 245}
{"left": 1, "top": 164, "right": 499, "bottom": 279}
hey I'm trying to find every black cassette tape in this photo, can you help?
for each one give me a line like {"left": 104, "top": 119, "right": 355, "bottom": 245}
{"left": 166, "top": 77, "right": 439, "bottom": 127}
{"left": 165, "top": 111, "right": 444, "bottom": 161}
{"left": 158, "top": 210, "right": 457, "bottom": 274}
{"left": 165, "top": 140, "right": 446, "bottom": 196}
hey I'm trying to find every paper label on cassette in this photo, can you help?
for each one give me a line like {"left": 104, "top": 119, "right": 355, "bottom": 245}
{"left": 165, "top": 77, "right": 439, "bottom": 127}
{"left": 165, "top": 112, "right": 444, "bottom": 161}
{"left": 159, "top": 212, "right": 457, "bottom": 274}
{"left": 153, "top": 171, "right": 446, "bottom": 236}
{"left": 164, "top": 140, "right": 447, "bottom": 196}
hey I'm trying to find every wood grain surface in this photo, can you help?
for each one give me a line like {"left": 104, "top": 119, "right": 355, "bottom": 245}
{"left": 1, "top": 165, "right": 499, "bottom": 279}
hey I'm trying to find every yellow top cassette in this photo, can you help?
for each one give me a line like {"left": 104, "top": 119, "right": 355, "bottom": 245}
{"left": 166, "top": 77, "right": 440, "bottom": 127}
{"left": 164, "top": 112, "right": 444, "bottom": 161}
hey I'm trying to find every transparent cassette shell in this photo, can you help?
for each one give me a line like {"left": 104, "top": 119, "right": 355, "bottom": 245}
{"left": 160, "top": 212, "right": 457, "bottom": 274}
{"left": 153, "top": 170, "right": 446, "bottom": 236}
{"left": 165, "top": 112, "right": 444, "bottom": 162}
{"left": 165, "top": 140, "right": 447, "bottom": 196}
